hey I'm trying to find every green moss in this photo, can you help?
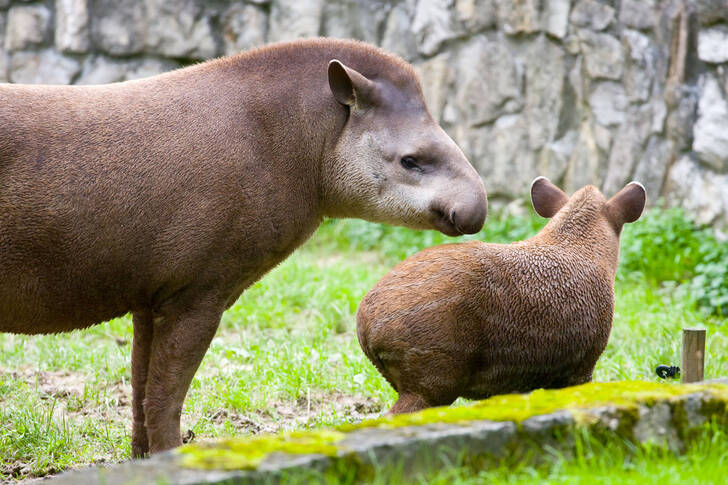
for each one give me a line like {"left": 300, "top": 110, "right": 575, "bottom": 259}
{"left": 178, "top": 429, "right": 345, "bottom": 470}
{"left": 340, "top": 381, "right": 728, "bottom": 431}
{"left": 180, "top": 381, "right": 728, "bottom": 471}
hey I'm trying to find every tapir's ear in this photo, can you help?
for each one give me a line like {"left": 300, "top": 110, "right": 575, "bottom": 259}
{"left": 606, "top": 182, "right": 646, "bottom": 225}
{"left": 531, "top": 177, "right": 569, "bottom": 218}
{"left": 328, "top": 59, "right": 377, "bottom": 109}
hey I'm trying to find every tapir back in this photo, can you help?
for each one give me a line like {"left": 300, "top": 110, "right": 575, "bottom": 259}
{"left": 0, "top": 74, "right": 318, "bottom": 334}
{"left": 465, "top": 241, "right": 615, "bottom": 397}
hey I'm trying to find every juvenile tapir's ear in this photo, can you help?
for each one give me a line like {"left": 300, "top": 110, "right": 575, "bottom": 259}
{"left": 328, "top": 59, "right": 377, "bottom": 109}
{"left": 606, "top": 182, "right": 646, "bottom": 225}
{"left": 531, "top": 177, "right": 569, "bottom": 218}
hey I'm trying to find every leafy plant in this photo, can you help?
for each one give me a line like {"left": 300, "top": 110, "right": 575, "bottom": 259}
{"left": 618, "top": 206, "right": 707, "bottom": 283}
{"left": 692, "top": 237, "right": 728, "bottom": 317}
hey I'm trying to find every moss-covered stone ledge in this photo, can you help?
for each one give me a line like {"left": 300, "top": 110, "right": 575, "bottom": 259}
{"left": 48, "top": 381, "right": 728, "bottom": 485}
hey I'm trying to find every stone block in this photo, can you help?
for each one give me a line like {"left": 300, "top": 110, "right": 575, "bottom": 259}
{"left": 322, "top": 0, "right": 391, "bottom": 45}
{"left": 589, "top": 81, "right": 627, "bottom": 126}
{"left": 221, "top": 3, "right": 267, "bottom": 56}
{"left": 91, "top": 0, "right": 145, "bottom": 55}
{"left": 524, "top": 36, "right": 566, "bottom": 149}
{"left": 412, "top": 0, "right": 460, "bottom": 56}
{"left": 456, "top": 0, "right": 497, "bottom": 35}
{"left": 619, "top": 0, "right": 656, "bottom": 30}
{"left": 564, "top": 122, "right": 604, "bottom": 193}
{"left": 602, "top": 104, "right": 653, "bottom": 195}
{"left": 693, "top": 74, "right": 728, "bottom": 172}
{"left": 145, "top": 0, "right": 218, "bottom": 59}
{"left": 497, "top": 0, "right": 540, "bottom": 35}
{"left": 125, "top": 58, "right": 179, "bottom": 80}
{"left": 570, "top": 0, "right": 614, "bottom": 31}
{"left": 632, "top": 136, "right": 673, "bottom": 202}
{"left": 623, "top": 29, "right": 656, "bottom": 102}
{"left": 665, "top": 156, "right": 728, "bottom": 225}
{"left": 695, "top": 0, "right": 728, "bottom": 25}
{"left": 470, "top": 114, "right": 538, "bottom": 197}
{"left": 414, "top": 51, "right": 455, "bottom": 122}
{"left": 55, "top": 0, "right": 89, "bottom": 53}
{"left": 9, "top": 49, "right": 80, "bottom": 84}
{"left": 381, "top": 1, "right": 418, "bottom": 61}
{"left": 543, "top": 0, "right": 571, "bottom": 39}
{"left": 453, "top": 36, "right": 521, "bottom": 127}
{"left": 539, "top": 130, "right": 577, "bottom": 183}
{"left": 75, "top": 55, "right": 129, "bottom": 85}
{"left": 698, "top": 25, "right": 728, "bottom": 64}
{"left": 578, "top": 29, "right": 624, "bottom": 80}
{"left": 0, "top": 13, "right": 4, "bottom": 81}
{"left": 268, "top": 0, "right": 324, "bottom": 42}
{"left": 666, "top": 84, "right": 699, "bottom": 152}
{"left": 5, "top": 4, "right": 51, "bottom": 51}
{"left": 0, "top": 52, "right": 6, "bottom": 82}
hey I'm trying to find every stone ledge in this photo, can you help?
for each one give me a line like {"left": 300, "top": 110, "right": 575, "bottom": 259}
{"left": 46, "top": 380, "right": 728, "bottom": 484}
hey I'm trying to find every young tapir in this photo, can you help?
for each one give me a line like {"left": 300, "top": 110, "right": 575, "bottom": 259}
{"left": 0, "top": 38, "right": 487, "bottom": 455}
{"left": 357, "top": 177, "right": 645, "bottom": 414}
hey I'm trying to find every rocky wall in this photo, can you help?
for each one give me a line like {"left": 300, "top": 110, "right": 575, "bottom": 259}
{"left": 1, "top": 0, "right": 727, "bottom": 225}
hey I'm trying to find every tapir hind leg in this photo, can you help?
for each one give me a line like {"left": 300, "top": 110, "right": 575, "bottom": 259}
{"left": 131, "top": 310, "right": 154, "bottom": 458}
{"left": 143, "top": 301, "right": 222, "bottom": 453}
{"left": 389, "top": 393, "right": 432, "bottom": 414}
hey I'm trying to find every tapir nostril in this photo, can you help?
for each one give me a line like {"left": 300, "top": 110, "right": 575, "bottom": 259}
{"left": 451, "top": 200, "right": 487, "bottom": 235}
{"left": 448, "top": 209, "right": 463, "bottom": 234}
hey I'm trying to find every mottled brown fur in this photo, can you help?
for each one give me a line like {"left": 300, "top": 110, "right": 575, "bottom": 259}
{"left": 0, "top": 38, "right": 486, "bottom": 455}
{"left": 356, "top": 178, "right": 646, "bottom": 414}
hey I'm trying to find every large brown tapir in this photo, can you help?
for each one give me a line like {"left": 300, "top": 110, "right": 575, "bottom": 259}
{"left": 0, "top": 38, "right": 487, "bottom": 456}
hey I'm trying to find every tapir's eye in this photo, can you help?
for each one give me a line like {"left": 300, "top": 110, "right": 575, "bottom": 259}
{"left": 400, "top": 156, "right": 423, "bottom": 172}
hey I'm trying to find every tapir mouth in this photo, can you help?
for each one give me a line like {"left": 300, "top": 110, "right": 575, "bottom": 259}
{"left": 431, "top": 209, "right": 464, "bottom": 237}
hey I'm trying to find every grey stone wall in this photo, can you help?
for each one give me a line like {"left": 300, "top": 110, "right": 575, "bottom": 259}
{"left": 1, "top": 0, "right": 727, "bottom": 225}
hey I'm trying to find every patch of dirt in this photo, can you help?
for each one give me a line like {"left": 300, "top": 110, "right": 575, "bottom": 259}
{"left": 192, "top": 392, "right": 384, "bottom": 444}
{"left": 2, "top": 368, "right": 132, "bottom": 421}
{"left": 2, "top": 368, "right": 385, "bottom": 481}
{"left": 5, "top": 368, "right": 87, "bottom": 400}
{"left": 1, "top": 368, "right": 132, "bottom": 484}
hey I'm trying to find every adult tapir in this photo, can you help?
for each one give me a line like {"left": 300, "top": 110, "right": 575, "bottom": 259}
{"left": 0, "top": 38, "right": 487, "bottom": 456}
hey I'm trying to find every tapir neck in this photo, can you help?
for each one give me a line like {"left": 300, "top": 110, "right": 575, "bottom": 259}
{"left": 181, "top": 47, "right": 349, "bottom": 222}
{"left": 528, "top": 227, "right": 621, "bottom": 281}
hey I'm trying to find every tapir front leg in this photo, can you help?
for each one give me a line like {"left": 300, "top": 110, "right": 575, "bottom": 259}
{"left": 131, "top": 310, "right": 154, "bottom": 458}
{"left": 143, "top": 301, "right": 222, "bottom": 453}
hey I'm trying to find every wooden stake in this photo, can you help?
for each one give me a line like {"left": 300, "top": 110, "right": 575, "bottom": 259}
{"left": 681, "top": 328, "right": 706, "bottom": 383}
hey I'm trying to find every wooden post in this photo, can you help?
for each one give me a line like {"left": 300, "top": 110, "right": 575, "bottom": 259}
{"left": 681, "top": 328, "right": 706, "bottom": 383}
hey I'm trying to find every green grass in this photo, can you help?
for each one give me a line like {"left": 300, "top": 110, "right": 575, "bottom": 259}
{"left": 412, "top": 421, "right": 728, "bottom": 485}
{"left": 1, "top": 206, "right": 726, "bottom": 481}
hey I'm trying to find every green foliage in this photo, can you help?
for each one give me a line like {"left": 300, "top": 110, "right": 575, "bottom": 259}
{"left": 418, "top": 420, "right": 728, "bottom": 485}
{"left": 692, "top": 237, "right": 728, "bottom": 317}
{"left": 608, "top": 206, "right": 727, "bottom": 317}
{"left": 618, "top": 206, "right": 708, "bottom": 283}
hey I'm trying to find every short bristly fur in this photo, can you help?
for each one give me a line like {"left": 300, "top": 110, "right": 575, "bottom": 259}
{"left": 357, "top": 178, "right": 645, "bottom": 414}
{"left": 0, "top": 38, "right": 487, "bottom": 455}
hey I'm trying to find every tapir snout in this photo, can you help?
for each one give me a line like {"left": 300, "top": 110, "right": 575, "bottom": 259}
{"left": 427, "top": 132, "right": 488, "bottom": 236}
{"left": 450, "top": 189, "right": 488, "bottom": 235}
{"left": 431, "top": 186, "right": 487, "bottom": 236}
